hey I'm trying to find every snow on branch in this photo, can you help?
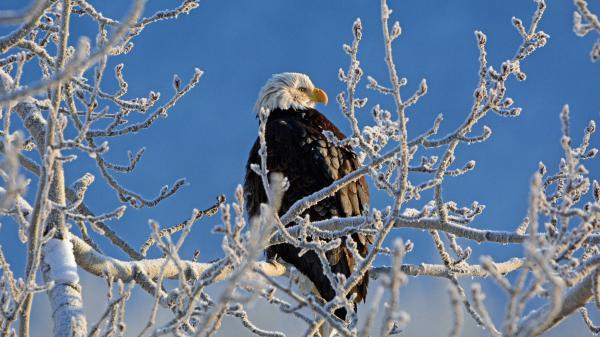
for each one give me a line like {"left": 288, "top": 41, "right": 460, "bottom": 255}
{"left": 43, "top": 238, "right": 79, "bottom": 284}
{"left": 71, "top": 232, "right": 524, "bottom": 282}
{"left": 574, "top": 0, "right": 600, "bottom": 62}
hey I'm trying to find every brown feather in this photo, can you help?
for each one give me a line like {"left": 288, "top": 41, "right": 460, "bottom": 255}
{"left": 244, "top": 107, "right": 370, "bottom": 319}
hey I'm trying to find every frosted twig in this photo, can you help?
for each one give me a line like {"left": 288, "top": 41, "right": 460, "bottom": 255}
{"left": 471, "top": 284, "right": 501, "bottom": 337}
{"left": 573, "top": 0, "right": 600, "bottom": 61}
{"left": 0, "top": 0, "right": 145, "bottom": 105}
{"left": 0, "top": 0, "right": 54, "bottom": 53}
{"left": 227, "top": 304, "right": 285, "bottom": 337}
{"left": 579, "top": 307, "right": 600, "bottom": 335}
{"left": 87, "top": 68, "right": 203, "bottom": 137}
{"left": 448, "top": 283, "right": 464, "bottom": 337}
{"left": 380, "top": 240, "right": 408, "bottom": 337}
{"left": 139, "top": 195, "right": 225, "bottom": 256}
{"left": 87, "top": 286, "right": 132, "bottom": 337}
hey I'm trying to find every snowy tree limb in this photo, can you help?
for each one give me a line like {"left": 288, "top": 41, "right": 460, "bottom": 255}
{"left": 71, "top": 234, "right": 524, "bottom": 282}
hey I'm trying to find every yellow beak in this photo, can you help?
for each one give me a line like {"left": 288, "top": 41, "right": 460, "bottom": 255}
{"left": 310, "top": 87, "right": 328, "bottom": 106}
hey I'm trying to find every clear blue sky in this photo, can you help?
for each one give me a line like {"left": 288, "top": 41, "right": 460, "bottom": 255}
{"left": 1, "top": 1, "right": 600, "bottom": 335}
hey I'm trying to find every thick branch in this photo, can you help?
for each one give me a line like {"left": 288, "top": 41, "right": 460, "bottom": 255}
{"left": 280, "top": 215, "right": 600, "bottom": 245}
{"left": 517, "top": 268, "right": 598, "bottom": 337}
{"left": 71, "top": 234, "right": 285, "bottom": 282}
{"left": 71, "top": 234, "right": 524, "bottom": 282}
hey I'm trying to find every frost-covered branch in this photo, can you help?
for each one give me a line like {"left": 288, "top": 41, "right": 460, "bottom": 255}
{"left": 574, "top": 0, "right": 600, "bottom": 62}
{"left": 0, "top": 0, "right": 203, "bottom": 336}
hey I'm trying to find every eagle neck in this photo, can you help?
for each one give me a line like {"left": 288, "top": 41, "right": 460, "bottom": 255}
{"left": 266, "top": 107, "right": 320, "bottom": 124}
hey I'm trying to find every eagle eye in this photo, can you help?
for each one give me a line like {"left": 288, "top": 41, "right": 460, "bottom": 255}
{"left": 298, "top": 87, "right": 308, "bottom": 93}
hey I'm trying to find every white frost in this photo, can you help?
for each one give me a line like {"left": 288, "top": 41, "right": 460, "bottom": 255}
{"left": 44, "top": 237, "right": 80, "bottom": 284}
{"left": 401, "top": 208, "right": 420, "bottom": 217}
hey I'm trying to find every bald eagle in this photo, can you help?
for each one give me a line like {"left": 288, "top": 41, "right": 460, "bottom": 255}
{"left": 244, "top": 73, "right": 370, "bottom": 321}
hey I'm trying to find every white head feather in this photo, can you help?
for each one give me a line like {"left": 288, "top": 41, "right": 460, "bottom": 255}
{"left": 255, "top": 72, "right": 327, "bottom": 112}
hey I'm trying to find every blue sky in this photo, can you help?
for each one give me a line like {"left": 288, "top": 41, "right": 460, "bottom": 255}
{"left": 2, "top": 0, "right": 600, "bottom": 335}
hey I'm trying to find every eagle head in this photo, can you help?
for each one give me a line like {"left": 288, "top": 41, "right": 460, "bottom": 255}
{"left": 255, "top": 72, "right": 328, "bottom": 112}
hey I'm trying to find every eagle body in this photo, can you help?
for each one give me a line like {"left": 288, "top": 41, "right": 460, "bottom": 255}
{"left": 244, "top": 106, "right": 370, "bottom": 319}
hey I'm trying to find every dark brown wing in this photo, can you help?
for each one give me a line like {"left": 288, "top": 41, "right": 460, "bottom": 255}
{"left": 244, "top": 108, "right": 370, "bottom": 318}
